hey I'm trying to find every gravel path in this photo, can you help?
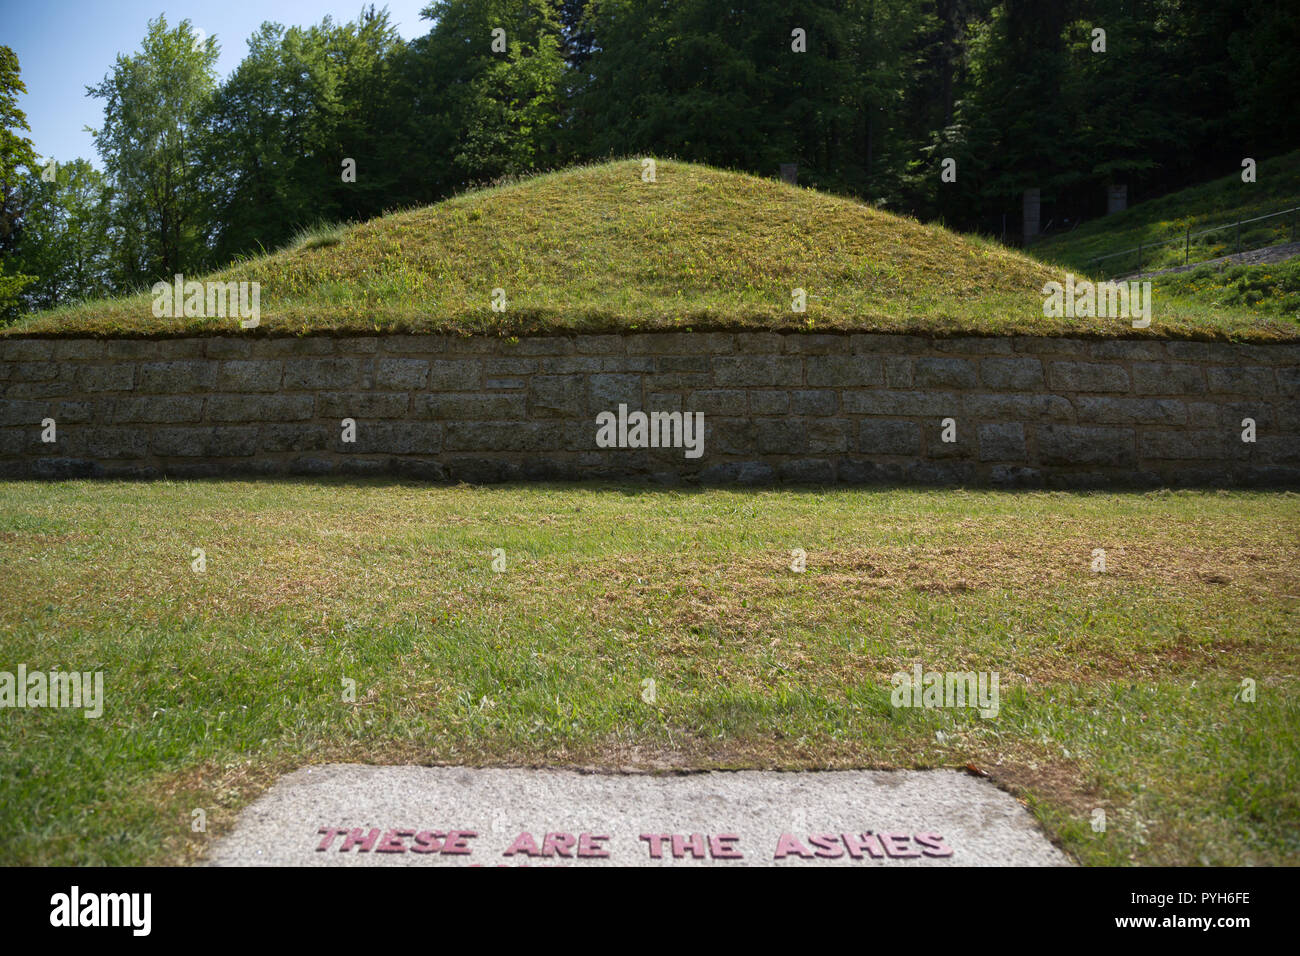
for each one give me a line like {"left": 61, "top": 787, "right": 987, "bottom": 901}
{"left": 1126, "top": 241, "right": 1300, "bottom": 279}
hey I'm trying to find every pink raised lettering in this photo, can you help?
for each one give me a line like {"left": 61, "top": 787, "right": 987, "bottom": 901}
{"left": 879, "top": 832, "right": 921, "bottom": 858}
{"left": 709, "top": 834, "right": 743, "bottom": 859}
{"left": 841, "top": 832, "right": 885, "bottom": 859}
{"left": 773, "top": 833, "right": 815, "bottom": 860}
{"left": 441, "top": 830, "right": 477, "bottom": 855}
{"left": 503, "top": 832, "right": 542, "bottom": 857}
{"left": 639, "top": 834, "right": 670, "bottom": 859}
{"left": 316, "top": 827, "right": 346, "bottom": 852}
{"left": 808, "top": 834, "right": 845, "bottom": 858}
{"left": 671, "top": 833, "right": 707, "bottom": 859}
{"left": 914, "top": 832, "right": 954, "bottom": 858}
{"left": 340, "top": 827, "right": 380, "bottom": 852}
{"left": 542, "top": 833, "right": 576, "bottom": 857}
{"left": 375, "top": 829, "right": 411, "bottom": 853}
{"left": 411, "top": 830, "right": 445, "bottom": 854}
{"left": 577, "top": 833, "right": 611, "bottom": 858}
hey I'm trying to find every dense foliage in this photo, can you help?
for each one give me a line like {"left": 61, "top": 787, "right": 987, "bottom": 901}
{"left": 1, "top": 0, "right": 1298, "bottom": 318}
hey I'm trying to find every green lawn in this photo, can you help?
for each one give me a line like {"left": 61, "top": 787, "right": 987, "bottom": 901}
{"left": 6, "top": 159, "right": 1296, "bottom": 341}
{"left": 0, "top": 480, "right": 1296, "bottom": 866}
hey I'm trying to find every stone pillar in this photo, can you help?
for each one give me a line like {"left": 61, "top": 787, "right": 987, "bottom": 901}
{"left": 1107, "top": 185, "right": 1127, "bottom": 215}
{"left": 1022, "top": 188, "right": 1040, "bottom": 245}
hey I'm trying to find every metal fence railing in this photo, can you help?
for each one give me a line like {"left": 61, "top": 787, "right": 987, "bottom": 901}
{"left": 1086, "top": 205, "right": 1300, "bottom": 278}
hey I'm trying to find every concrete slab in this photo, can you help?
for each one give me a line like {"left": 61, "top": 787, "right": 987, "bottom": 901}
{"left": 206, "top": 764, "right": 1070, "bottom": 866}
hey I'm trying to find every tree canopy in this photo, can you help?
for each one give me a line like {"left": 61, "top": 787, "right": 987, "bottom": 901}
{"left": 3, "top": 0, "right": 1298, "bottom": 317}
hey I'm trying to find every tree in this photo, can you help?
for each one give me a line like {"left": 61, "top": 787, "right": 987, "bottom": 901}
{"left": 87, "top": 16, "right": 218, "bottom": 284}
{"left": 572, "top": 0, "right": 922, "bottom": 199}
{"left": 927, "top": 1, "right": 1073, "bottom": 234}
{"left": 12, "top": 0, "right": 1296, "bottom": 303}
{"left": 9, "top": 159, "right": 112, "bottom": 311}
{"left": 196, "top": 9, "right": 403, "bottom": 262}
{"left": 391, "top": 0, "right": 569, "bottom": 198}
{"left": 1226, "top": 0, "right": 1300, "bottom": 156}
{"left": 0, "top": 46, "right": 37, "bottom": 319}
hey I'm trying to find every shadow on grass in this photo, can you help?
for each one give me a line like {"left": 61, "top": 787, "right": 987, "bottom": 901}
{"left": 8, "top": 472, "right": 1292, "bottom": 496}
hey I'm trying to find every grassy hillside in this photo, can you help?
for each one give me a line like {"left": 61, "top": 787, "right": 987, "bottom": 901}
{"left": 1155, "top": 258, "right": 1300, "bottom": 320}
{"left": 1033, "top": 151, "right": 1300, "bottom": 275}
{"left": 7, "top": 159, "right": 1297, "bottom": 340}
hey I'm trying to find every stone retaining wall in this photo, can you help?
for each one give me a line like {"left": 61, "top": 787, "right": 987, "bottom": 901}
{"left": 1, "top": 332, "right": 1297, "bottom": 486}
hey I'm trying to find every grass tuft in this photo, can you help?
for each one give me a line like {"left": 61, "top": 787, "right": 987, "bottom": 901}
{"left": 287, "top": 220, "right": 349, "bottom": 252}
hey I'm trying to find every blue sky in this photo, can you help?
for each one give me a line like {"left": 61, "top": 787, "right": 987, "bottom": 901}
{"left": 4, "top": 0, "right": 435, "bottom": 168}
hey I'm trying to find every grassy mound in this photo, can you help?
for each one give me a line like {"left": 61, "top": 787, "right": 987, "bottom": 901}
{"left": 8, "top": 159, "right": 1297, "bottom": 340}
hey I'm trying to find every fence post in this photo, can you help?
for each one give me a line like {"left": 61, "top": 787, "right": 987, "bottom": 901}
{"left": 1293, "top": 208, "right": 1297, "bottom": 243}
{"left": 1236, "top": 219, "right": 1241, "bottom": 254}
{"left": 1137, "top": 243, "right": 1142, "bottom": 274}
{"left": 1185, "top": 225, "right": 1190, "bottom": 264}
